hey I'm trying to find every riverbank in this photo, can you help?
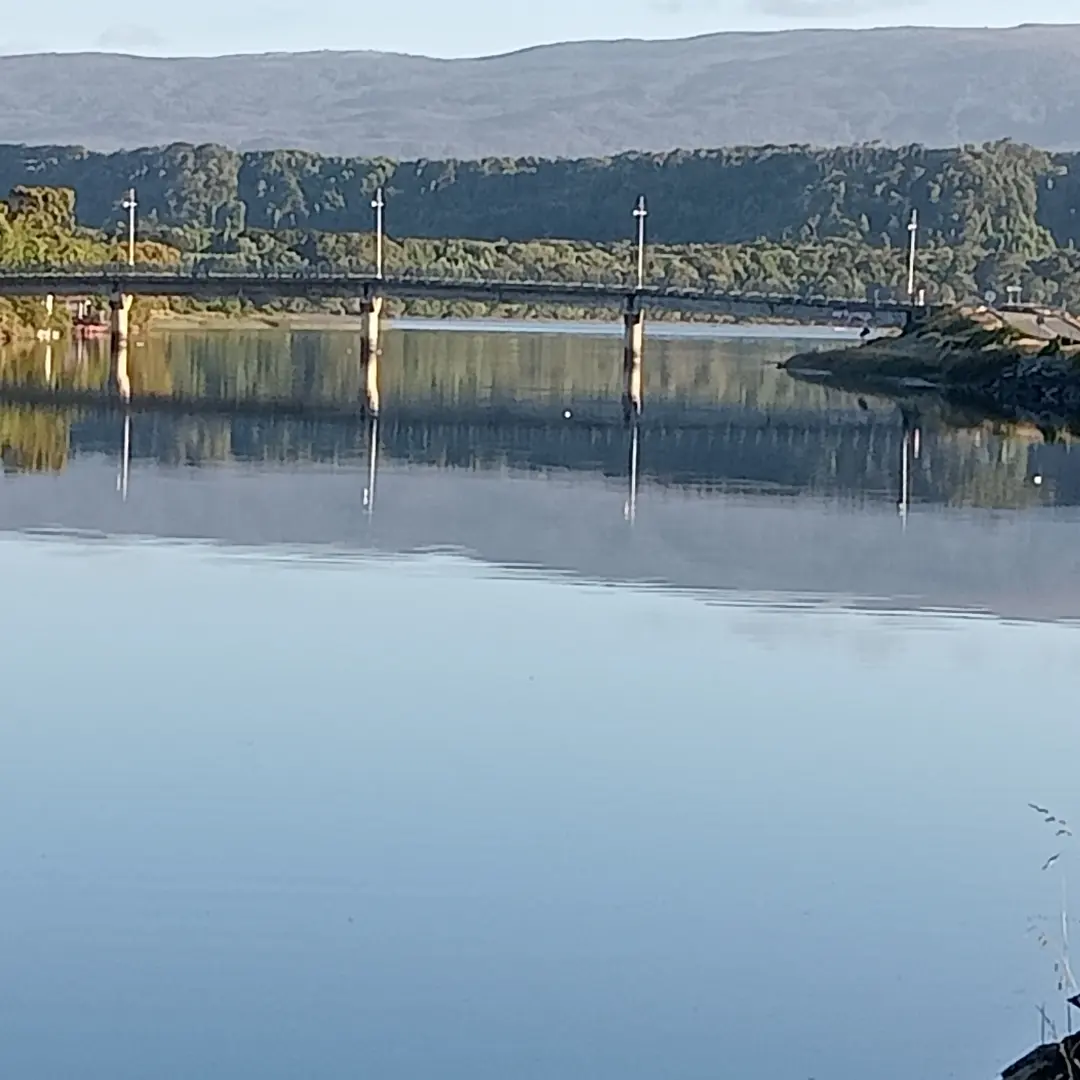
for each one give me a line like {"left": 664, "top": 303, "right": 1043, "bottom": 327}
{"left": 148, "top": 308, "right": 866, "bottom": 338}
{"left": 147, "top": 307, "right": 763, "bottom": 332}
{"left": 784, "top": 305, "right": 1080, "bottom": 425}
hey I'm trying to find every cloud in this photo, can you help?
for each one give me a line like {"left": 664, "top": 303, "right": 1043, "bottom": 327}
{"left": 648, "top": 0, "right": 925, "bottom": 15}
{"left": 749, "top": 0, "right": 927, "bottom": 14}
{"left": 94, "top": 24, "right": 169, "bottom": 51}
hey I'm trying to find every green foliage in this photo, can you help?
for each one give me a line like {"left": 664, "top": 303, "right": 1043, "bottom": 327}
{"left": 0, "top": 185, "right": 182, "bottom": 340}
{"left": 0, "top": 139, "right": 1069, "bottom": 251}
{"left": 6, "top": 138, "right": 1080, "bottom": 322}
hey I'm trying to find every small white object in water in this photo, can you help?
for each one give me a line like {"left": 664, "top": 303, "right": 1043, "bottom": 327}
{"left": 1034, "top": 475, "right": 1044, "bottom": 486}
{"left": 563, "top": 410, "right": 572, "bottom": 419}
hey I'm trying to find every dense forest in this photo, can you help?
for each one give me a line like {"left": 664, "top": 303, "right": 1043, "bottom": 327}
{"left": 4, "top": 139, "right": 1080, "bottom": 325}
{"left": 3, "top": 140, "right": 1079, "bottom": 251}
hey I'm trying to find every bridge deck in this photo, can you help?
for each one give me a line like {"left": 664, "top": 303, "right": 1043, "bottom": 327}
{"left": 0, "top": 267, "right": 915, "bottom": 319}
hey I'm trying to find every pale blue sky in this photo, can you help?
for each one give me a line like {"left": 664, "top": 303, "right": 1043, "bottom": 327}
{"left": 0, "top": 0, "right": 1076, "bottom": 58}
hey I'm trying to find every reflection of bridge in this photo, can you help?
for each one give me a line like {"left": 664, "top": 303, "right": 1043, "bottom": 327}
{"left": 0, "top": 384, "right": 979, "bottom": 516}
{"left": 0, "top": 265, "right": 918, "bottom": 417}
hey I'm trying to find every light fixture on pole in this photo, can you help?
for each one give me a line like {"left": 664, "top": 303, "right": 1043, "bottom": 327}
{"left": 121, "top": 188, "right": 138, "bottom": 268}
{"left": 633, "top": 195, "right": 648, "bottom": 291}
{"left": 906, "top": 208, "right": 919, "bottom": 303}
{"left": 372, "top": 187, "right": 386, "bottom": 280}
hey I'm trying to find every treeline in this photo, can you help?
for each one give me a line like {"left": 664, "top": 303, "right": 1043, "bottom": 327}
{"left": 3, "top": 140, "right": 1079, "bottom": 252}
{"left": 0, "top": 185, "right": 178, "bottom": 340}
{"left": 195, "top": 229, "right": 1080, "bottom": 312}
{"left": 5, "top": 180, "right": 1080, "bottom": 318}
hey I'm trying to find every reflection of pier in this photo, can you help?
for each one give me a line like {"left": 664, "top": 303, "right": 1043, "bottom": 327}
{"left": 898, "top": 410, "right": 921, "bottom": 525}
{"left": 1, "top": 390, "right": 942, "bottom": 514}
{"left": 0, "top": 363, "right": 1060, "bottom": 511}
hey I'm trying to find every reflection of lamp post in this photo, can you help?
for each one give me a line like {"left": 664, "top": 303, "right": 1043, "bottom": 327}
{"left": 118, "top": 411, "right": 131, "bottom": 502}
{"left": 624, "top": 421, "right": 640, "bottom": 523}
{"left": 898, "top": 410, "right": 920, "bottom": 529}
{"left": 899, "top": 425, "right": 910, "bottom": 527}
{"left": 372, "top": 187, "right": 386, "bottom": 280}
{"left": 363, "top": 414, "right": 379, "bottom": 516}
{"left": 633, "top": 195, "right": 648, "bottom": 291}
{"left": 122, "top": 188, "right": 138, "bottom": 267}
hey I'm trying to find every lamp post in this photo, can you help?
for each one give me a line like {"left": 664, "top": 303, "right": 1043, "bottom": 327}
{"left": 122, "top": 188, "right": 137, "bottom": 267}
{"left": 906, "top": 208, "right": 918, "bottom": 304}
{"left": 633, "top": 195, "right": 648, "bottom": 291}
{"left": 372, "top": 187, "right": 386, "bottom": 279}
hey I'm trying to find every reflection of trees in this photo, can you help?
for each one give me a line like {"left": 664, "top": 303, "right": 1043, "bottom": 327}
{"left": 921, "top": 428, "right": 1039, "bottom": 509}
{"left": 0, "top": 407, "right": 70, "bottom": 473}
{"left": 155, "top": 329, "right": 849, "bottom": 411}
{"left": 0, "top": 339, "right": 110, "bottom": 390}
{"left": 0, "top": 328, "right": 1068, "bottom": 506}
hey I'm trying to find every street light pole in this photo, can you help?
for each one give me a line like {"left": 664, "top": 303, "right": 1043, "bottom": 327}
{"left": 122, "top": 188, "right": 137, "bottom": 267}
{"left": 633, "top": 195, "right": 648, "bottom": 291}
{"left": 906, "top": 208, "right": 918, "bottom": 303}
{"left": 372, "top": 187, "right": 386, "bottom": 279}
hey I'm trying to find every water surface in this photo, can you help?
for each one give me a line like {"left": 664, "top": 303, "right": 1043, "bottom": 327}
{"left": 0, "top": 325, "right": 1077, "bottom": 1080}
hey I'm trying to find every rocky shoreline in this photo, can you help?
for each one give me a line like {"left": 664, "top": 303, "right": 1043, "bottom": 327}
{"left": 784, "top": 305, "right": 1080, "bottom": 428}
{"left": 1003, "top": 1034, "right": 1080, "bottom": 1080}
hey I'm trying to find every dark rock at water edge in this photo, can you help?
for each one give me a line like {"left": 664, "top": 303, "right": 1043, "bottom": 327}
{"left": 1003, "top": 1035, "right": 1080, "bottom": 1080}
{"left": 783, "top": 305, "right": 1080, "bottom": 432}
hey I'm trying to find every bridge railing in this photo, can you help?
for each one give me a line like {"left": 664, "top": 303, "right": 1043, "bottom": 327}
{"left": 0, "top": 261, "right": 910, "bottom": 310}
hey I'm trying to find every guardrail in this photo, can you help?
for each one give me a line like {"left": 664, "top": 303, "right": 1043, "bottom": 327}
{"left": 0, "top": 262, "right": 913, "bottom": 311}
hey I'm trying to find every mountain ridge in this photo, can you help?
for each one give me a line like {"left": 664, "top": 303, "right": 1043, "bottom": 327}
{"left": 3, "top": 25, "right": 1080, "bottom": 157}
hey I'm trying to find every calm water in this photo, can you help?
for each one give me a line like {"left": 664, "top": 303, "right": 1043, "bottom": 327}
{"left": 2, "top": 324, "right": 1079, "bottom": 1080}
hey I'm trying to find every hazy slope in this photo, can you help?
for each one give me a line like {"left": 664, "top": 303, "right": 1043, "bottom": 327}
{"left": 3, "top": 25, "right": 1080, "bottom": 156}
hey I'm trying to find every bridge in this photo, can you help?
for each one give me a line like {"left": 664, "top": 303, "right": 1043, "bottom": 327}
{"left": 0, "top": 263, "right": 921, "bottom": 417}
{"left": 0, "top": 265, "right": 914, "bottom": 319}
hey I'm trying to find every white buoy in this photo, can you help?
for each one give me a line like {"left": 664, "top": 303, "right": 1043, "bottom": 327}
{"left": 563, "top": 410, "right": 572, "bottom": 419}
{"left": 1034, "top": 475, "right": 1044, "bottom": 486}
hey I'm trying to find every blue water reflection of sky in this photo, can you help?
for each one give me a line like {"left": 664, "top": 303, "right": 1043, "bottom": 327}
{"left": 2, "top": 537, "right": 1076, "bottom": 1080}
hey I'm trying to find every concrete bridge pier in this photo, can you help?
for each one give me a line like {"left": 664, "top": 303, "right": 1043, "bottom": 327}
{"left": 359, "top": 295, "right": 384, "bottom": 366}
{"left": 110, "top": 292, "right": 133, "bottom": 401}
{"left": 623, "top": 298, "right": 645, "bottom": 419}
{"left": 110, "top": 292, "right": 133, "bottom": 350}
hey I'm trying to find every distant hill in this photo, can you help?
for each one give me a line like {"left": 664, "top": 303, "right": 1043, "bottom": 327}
{"left": 4, "top": 25, "right": 1080, "bottom": 157}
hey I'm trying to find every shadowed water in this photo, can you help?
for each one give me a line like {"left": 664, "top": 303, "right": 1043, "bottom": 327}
{"left": 0, "top": 324, "right": 1077, "bottom": 1080}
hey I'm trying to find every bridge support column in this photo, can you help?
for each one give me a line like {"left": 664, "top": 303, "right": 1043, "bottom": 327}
{"left": 110, "top": 292, "right": 133, "bottom": 401}
{"left": 110, "top": 292, "right": 133, "bottom": 351}
{"left": 360, "top": 295, "right": 383, "bottom": 415}
{"left": 623, "top": 300, "right": 645, "bottom": 418}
